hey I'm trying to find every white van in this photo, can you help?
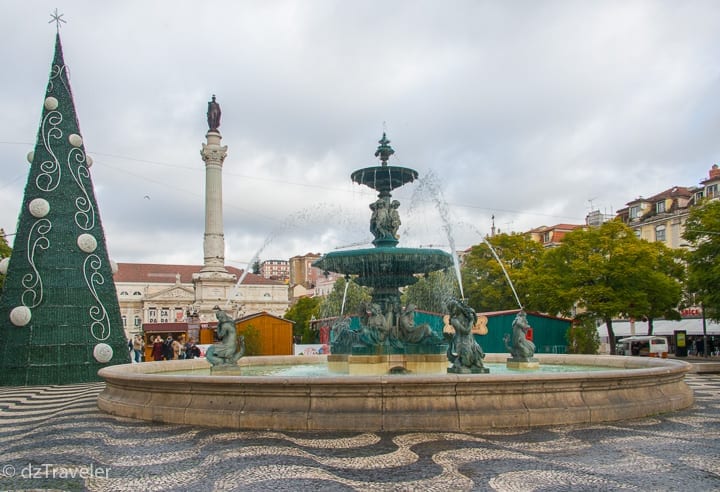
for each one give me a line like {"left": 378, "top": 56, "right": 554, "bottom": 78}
{"left": 617, "top": 336, "right": 669, "bottom": 358}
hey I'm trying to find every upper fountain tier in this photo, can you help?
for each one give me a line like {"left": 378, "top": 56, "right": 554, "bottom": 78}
{"left": 350, "top": 132, "right": 418, "bottom": 195}
{"left": 313, "top": 133, "right": 453, "bottom": 298}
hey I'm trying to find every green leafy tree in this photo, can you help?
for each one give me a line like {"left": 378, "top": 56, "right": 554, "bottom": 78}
{"left": 317, "top": 277, "right": 371, "bottom": 319}
{"left": 537, "top": 221, "right": 661, "bottom": 354}
{"left": 284, "top": 296, "right": 321, "bottom": 342}
{"left": 642, "top": 242, "right": 684, "bottom": 334}
{"left": 401, "top": 270, "right": 460, "bottom": 313}
{"left": 251, "top": 260, "right": 261, "bottom": 275}
{"left": 683, "top": 199, "right": 720, "bottom": 321}
{"left": 0, "top": 229, "right": 11, "bottom": 290}
{"left": 462, "top": 233, "right": 545, "bottom": 312}
{"left": 566, "top": 318, "right": 601, "bottom": 354}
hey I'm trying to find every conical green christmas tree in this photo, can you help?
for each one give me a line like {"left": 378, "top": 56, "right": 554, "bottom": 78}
{"left": 0, "top": 33, "right": 130, "bottom": 385}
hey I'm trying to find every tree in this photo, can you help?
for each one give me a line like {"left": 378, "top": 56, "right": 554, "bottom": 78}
{"left": 566, "top": 318, "right": 601, "bottom": 354}
{"left": 317, "top": 277, "right": 371, "bottom": 319}
{"left": 284, "top": 296, "right": 321, "bottom": 342}
{"left": 683, "top": 199, "right": 720, "bottom": 321}
{"left": 641, "top": 242, "right": 684, "bottom": 334}
{"left": 401, "top": 270, "right": 460, "bottom": 313}
{"left": 0, "top": 229, "right": 11, "bottom": 290}
{"left": 0, "top": 33, "right": 131, "bottom": 385}
{"left": 537, "top": 221, "right": 661, "bottom": 354}
{"left": 462, "top": 233, "right": 545, "bottom": 312}
{"left": 251, "top": 259, "right": 261, "bottom": 275}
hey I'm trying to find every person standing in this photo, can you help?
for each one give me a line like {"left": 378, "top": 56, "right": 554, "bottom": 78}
{"left": 151, "top": 336, "right": 164, "bottom": 361}
{"left": 132, "top": 335, "right": 144, "bottom": 363}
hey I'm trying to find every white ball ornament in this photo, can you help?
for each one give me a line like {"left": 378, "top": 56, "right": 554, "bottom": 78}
{"left": 28, "top": 198, "right": 50, "bottom": 218}
{"left": 77, "top": 233, "right": 98, "bottom": 253}
{"left": 27, "top": 151, "right": 34, "bottom": 164}
{"left": 10, "top": 306, "right": 32, "bottom": 327}
{"left": 86, "top": 155, "right": 93, "bottom": 167}
{"left": 0, "top": 257, "right": 9, "bottom": 275}
{"left": 68, "top": 134, "right": 83, "bottom": 147}
{"left": 44, "top": 96, "right": 58, "bottom": 110}
{"left": 93, "top": 343, "right": 114, "bottom": 363}
{"left": 110, "top": 259, "right": 118, "bottom": 274}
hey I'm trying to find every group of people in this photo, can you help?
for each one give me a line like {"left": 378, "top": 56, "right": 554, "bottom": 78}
{"left": 127, "top": 334, "right": 202, "bottom": 362}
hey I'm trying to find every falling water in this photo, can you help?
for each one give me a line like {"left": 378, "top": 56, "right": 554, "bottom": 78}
{"left": 407, "top": 171, "right": 464, "bottom": 300}
{"left": 224, "top": 202, "right": 361, "bottom": 308}
{"left": 459, "top": 221, "right": 524, "bottom": 310}
{"left": 480, "top": 237, "right": 523, "bottom": 309}
{"left": 340, "top": 277, "right": 350, "bottom": 315}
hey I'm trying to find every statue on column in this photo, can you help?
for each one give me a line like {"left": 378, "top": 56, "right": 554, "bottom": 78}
{"left": 207, "top": 95, "right": 221, "bottom": 132}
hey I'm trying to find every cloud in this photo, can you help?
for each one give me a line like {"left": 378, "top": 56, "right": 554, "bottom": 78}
{"left": 2, "top": 1, "right": 720, "bottom": 267}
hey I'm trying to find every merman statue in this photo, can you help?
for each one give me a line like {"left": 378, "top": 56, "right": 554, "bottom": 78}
{"left": 205, "top": 308, "right": 244, "bottom": 366}
{"left": 504, "top": 310, "right": 537, "bottom": 361}
{"left": 446, "top": 298, "right": 488, "bottom": 373}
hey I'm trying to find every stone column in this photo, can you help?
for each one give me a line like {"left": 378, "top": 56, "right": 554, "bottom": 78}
{"left": 200, "top": 131, "right": 229, "bottom": 273}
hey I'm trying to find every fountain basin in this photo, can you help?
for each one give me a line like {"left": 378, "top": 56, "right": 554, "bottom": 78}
{"left": 97, "top": 354, "right": 694, "bottom": 432}
{"left": 313, "top": 246, "right": 453, "bottom": 289}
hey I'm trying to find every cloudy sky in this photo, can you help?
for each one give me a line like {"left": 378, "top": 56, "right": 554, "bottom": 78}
{"left": 2, "top": 1, "right": 720, "bottom": 270}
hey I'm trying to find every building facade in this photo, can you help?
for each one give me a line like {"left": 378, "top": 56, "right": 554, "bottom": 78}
{"left": 114, "top": 263, "right": 289, "bottom": 338}
{"left": 259, "top": 259, "right": 290, "bottom": 282}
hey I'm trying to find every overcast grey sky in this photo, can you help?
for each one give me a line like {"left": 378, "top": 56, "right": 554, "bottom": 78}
{"left": 2, "top": 1, "right": 719, "bottom": 270}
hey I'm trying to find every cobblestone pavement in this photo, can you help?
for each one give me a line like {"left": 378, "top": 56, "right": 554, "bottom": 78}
{"left": 0, "top": 375, "right": 718, "bottom": 491}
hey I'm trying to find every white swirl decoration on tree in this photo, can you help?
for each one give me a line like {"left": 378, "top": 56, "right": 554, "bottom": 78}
{"left": 83, "top": 254, "right": 110, "bottom": 341}
{"left": 67, "top": 135, "right": 95, "bottom": 231}
{"left": 48, "top": 62, "right": 70, "bottom": 94}
{"left": 22, "top": 218, "right": 51, "bottom": 308}
{"left": 36, "top": 110, "right": 62, "bottom": 192}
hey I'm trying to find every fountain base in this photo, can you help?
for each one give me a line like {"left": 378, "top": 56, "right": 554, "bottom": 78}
{"left": 98, "top": 354, "right": 694, "bottom": 432}
{"left": 328, "top": 354, "right": 448, "bottom": 375}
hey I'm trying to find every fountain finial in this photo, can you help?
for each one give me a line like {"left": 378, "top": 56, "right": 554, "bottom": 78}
{"left": 374, "top": 132, "right": 394, "bottom": 166}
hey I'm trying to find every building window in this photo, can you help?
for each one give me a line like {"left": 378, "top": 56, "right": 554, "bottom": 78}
{"left": 629, "top": 206, "right": 640, "bottom": 219}
{"left": 655, "top": 225, "right": 666, "bottom": 242}
{"left": 656, "top": 201, "right": 665, "bottom": 213}
{"left": 707, "top": 184, "right": 718, "bottom": 198}
{"left": 133, "top": 291, "right": 142, "bottom": 296}
{"left": 634, "top": 229, "right": 641, "bottom": 238}
{"left": 120, "top": 291, "right": 129, "bottom": 296}
{"left": 122, "top": 315, "right": 127, "bottom": 327}
{"left": 134, "top": 316, "right": 141, "bottom": 326}
{"left": 543, "top": 232, "right": 551, "bottom": 243}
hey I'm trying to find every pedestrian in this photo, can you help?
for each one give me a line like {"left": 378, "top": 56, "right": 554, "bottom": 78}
{"left": 162, "top": 336, "right": 174, "bottom": 361}
{"left": 151, "top": 336, "right": 163, "bottom": 361}
{"left": 132, "top": 335, "right": 144, "bottom": 363}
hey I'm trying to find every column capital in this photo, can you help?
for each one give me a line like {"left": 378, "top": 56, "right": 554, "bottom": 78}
{"left": 201, "top": 142, "right": 228, "bottom": 165}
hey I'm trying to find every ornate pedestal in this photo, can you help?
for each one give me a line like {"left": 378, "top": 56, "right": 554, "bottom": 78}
{"left": 328, "top": 354, "right": 448, "bottom": 375}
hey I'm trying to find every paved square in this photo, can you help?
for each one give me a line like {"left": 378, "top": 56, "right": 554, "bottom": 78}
{"left": 0, "top": 374, "right": 718, "bottom": 491}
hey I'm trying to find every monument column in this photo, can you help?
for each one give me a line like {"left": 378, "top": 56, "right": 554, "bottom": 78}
{"left": 200, "top": 97, "right": 229, "bottom": 273}
{"left": 193, "top": 95, "right": 237, "bottom": 319}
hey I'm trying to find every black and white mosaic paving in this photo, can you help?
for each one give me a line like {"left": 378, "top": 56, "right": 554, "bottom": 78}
{"left": 0, "top": 374, "right": 718, "bottom": 491}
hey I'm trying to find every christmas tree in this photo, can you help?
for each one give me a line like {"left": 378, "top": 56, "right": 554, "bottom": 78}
{"left": 0, "top": 31, "right": 130, "bottom": 385}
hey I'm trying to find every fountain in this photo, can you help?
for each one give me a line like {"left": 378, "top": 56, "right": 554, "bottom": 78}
{"left": 312, "top": 133, "right": 458, "bottom": 375}
{"left": 97, "top": 134, "right": 695, "bottom": 432}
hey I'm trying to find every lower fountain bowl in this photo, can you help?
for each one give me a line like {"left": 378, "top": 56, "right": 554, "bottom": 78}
{"left": 97, "top": 353, "right": 694, "bottom": 432}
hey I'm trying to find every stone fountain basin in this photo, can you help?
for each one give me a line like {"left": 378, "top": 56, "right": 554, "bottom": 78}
{"left": 97, "top": 354, "right": 694, "bottom": 432}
